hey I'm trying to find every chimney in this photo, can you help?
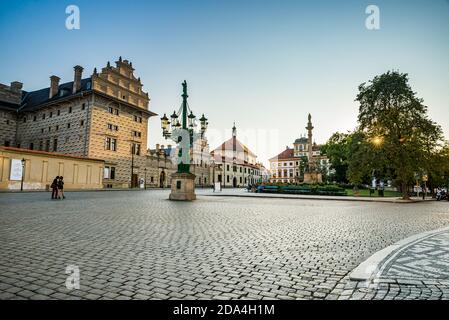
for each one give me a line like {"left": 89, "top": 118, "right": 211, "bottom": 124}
{"left": 73, "top": 65, "right": 83, "bottom": 93}
{"left": 10, "top": 81, "right": 23, "bottom": 93}
{"left": 49, "top": 76, "right": 60, "bottom": 99}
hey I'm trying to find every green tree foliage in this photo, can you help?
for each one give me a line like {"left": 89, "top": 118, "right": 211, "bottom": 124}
{"left": 354, "top": 71, "right": 444, "bottom": 199}
{"left": 321, "top": 132, "right": 351, "bottom": 183}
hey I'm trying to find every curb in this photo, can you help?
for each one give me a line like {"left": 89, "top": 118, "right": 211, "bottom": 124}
{"left": 349, "top": 226, "right": 449, "bottom": 281}
{"left": 204, "top": 193, "right": 430, "bottom": 204}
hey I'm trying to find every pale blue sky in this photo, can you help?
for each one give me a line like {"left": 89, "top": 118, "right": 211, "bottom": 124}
{"left": 1, "top": 0, "right": 448, "bottom": 165}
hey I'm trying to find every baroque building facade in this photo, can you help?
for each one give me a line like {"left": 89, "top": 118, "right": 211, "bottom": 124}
{"left": 210, "top": 124, "right": 263, "bottom": 187}
{"left": 269, "top": 114, "right": 330, "bottom": 183}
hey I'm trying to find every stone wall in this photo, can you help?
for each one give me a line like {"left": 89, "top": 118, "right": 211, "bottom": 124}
{"left": 16, "top": 96, "right": 92, "bottom": 156}
{"left": 88, "top": 95, "right": 149, "bottom": 188}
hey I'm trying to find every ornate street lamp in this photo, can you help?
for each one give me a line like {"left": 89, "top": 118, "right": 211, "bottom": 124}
{"left": 160, "top": 81, "right": 207, "bottom": 201}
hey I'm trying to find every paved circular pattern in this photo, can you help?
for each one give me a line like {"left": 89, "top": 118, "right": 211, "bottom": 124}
{"left": 1, "top": 190, "right": 449, "bottom": 300}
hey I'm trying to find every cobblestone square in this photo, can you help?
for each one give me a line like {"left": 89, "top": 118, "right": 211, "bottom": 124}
{"left": 1, "top": 190, "right": 449, "bottom": 300}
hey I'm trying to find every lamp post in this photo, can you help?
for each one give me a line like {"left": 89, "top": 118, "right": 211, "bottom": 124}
{"left": 130, "top": 142, "right": 135, "bottom": 188}
{"left": 20, "top": 158, "right": 25, "bottom": 192}
{"left": 160, "top": 81, "right": 208, "bottom": 200}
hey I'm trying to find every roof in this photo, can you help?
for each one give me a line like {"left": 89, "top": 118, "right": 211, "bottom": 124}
{"left": 0, "top": 100, "right": 20, "bottom": 112}
{"left": 0, "top": 146, "right": 104, "bottom": 162}
{"left": 213, "top": 137, "right": 256, "bottom": 157}
{"left": 269, "top": 148, "right": 295, "bottom": 161}
{"left": 19, "top": 78, "right": 92, "bottom": 112}
{"left": 14, "top": 78, "right": 156, "bottom": 117}
{"left": 294, "top": 137, "right": 308, "bottom": 144}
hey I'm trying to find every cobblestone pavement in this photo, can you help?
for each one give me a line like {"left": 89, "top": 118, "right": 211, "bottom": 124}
{"left": 1, "top": 190, "right": 449, "bottom": 300}
{"left": 339, "top": 228, "right": 449, "bottom": 300}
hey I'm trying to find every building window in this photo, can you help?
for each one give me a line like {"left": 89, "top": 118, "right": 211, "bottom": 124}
{"left": 227, "top": 175, "right": 229, "bottom": 183}
{"left": 114, "top": 125, "right": 118, "bottom": 131}
{"left": 108, "top": 107, "right": 113, "bottom": 114}
{"left": 115, "top": 109, "right": 119, "bottom": 116}
{"left": 132, "top": 130, "right": 141, "bottom": 137}
{"left": 53, "top": 139, "right": 58, "bottom": 152}
{"left": 67, "top": 123, "right": 71, "bottom": 128}
{"left": 107, "top": 123, "right": 113, "bottom": 130}
{"left": 82, "top": 103, "right": 86, "bottom": 110}
{"left": 49, "top": 112, "right": 53, "bottom": 118}
{"left": 227, "top": 165, "right": 230, "bottom": 171}
{"left": 4, "top": 141, "right": 10, "bottom": 147}
{"left": 105, "top": 137, "right": 117, "bottom": 151}
{"left": 42, "top": 113, "right": 46, "bottom": 120}
{"left": 131, "top": 143, "right": 141, "bottom": 155}
{"left": 56, "top": 125, "right": 59, "bottom": 131}
{"left": 57, "top": 110, "right": 60, "bottom": 116}
{"left": 23, "top": 117, "right": 26, "bottom": 123}
{"left": 80, "top": 120, "right": 84, "bottom": 126}
{"left": 45, "top": 140, "right": 50, "bottom": 152}
{"left": 29, "top": 143, "right": 34, "bottom": 150}
{"left": 104, "top": 166, "right": 116, "bottom": 179}
{"left": 33, "top": 116, "right": 36, "bottom": 121}
{"left": 69, "top": 107, "right": 72, "bottom": 113}
{"left": 6, "top": 120, "right": 10, "bottom": 125}
{"left": 41, "top": 128, "right": 44, "bottom": 133}
{"left": 48, "top": 126, "right": 51, "bottom": 132}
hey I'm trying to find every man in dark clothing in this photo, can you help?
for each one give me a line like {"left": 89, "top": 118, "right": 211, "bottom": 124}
{"left": 51, "top": 176, "right": 59, "bottom": 199}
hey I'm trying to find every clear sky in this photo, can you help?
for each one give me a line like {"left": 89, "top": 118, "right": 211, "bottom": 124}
{"left": 1, "top": 0, "right": 448, "bottom": 166}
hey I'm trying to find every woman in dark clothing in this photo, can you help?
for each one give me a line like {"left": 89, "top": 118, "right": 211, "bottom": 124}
{"left": 51, "top": 176, "right": 59, "bottom": 199}
{"left": 57, "top": 176, "right": 65, "bottom": 199}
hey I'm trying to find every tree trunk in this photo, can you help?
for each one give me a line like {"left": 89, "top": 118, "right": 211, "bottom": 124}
{"left": 402, "top": 182, "right": 410, "bottom": 200}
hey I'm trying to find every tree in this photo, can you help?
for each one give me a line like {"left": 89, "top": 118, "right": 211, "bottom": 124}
{"left": 355, "top": 71, "right": 444, "bottom": 199}
{"left": 322, "top": 132, "right": 351, "bottom": 183}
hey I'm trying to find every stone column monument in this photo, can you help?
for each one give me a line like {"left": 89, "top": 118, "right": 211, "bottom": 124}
{"left": 303, "top": 114, "right": 323, "bottom": 184}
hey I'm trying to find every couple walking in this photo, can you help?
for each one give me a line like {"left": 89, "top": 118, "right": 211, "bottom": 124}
{"left": 51, "top": 176, "right": 65, "bottom": 200}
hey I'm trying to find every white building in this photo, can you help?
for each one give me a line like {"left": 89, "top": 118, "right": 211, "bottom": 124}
{"left": 210, "top": 124, "right": 262, "bottom": 187}
{"left": 269, "top": 114, "right": 330, "bottom": 183}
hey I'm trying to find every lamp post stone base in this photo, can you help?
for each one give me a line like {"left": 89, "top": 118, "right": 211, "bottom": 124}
{"left": 169, "top": 172, "right": 197, "bottom": 201}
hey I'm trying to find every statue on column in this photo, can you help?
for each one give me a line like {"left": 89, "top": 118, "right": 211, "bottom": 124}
{"left": 303, "top": 114, "right": 322, "bottom": 184}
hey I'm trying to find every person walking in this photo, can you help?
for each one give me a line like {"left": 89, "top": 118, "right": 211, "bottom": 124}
{"left": 57, "top": 176, "right": 65, "bottom": 199}
{"left": 51, "top": 176, "right": 59, "bottom": 200}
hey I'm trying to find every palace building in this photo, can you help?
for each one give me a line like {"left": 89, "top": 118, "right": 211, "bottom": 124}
{"left": 210, "top": 123, "right": 263, "bottom": 187}
{"left": 269, "top": 114, "right": 330, "bottom": 183}
{"left": 0, "top": 57, "right": 158, "bottom": 189}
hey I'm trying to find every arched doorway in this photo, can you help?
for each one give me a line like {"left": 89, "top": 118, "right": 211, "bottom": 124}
{"left": 233, "top": 177, "right": 237, "bottom": 188}
{"left": 159, "top": 170, "right": 165, "bottom": 188}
